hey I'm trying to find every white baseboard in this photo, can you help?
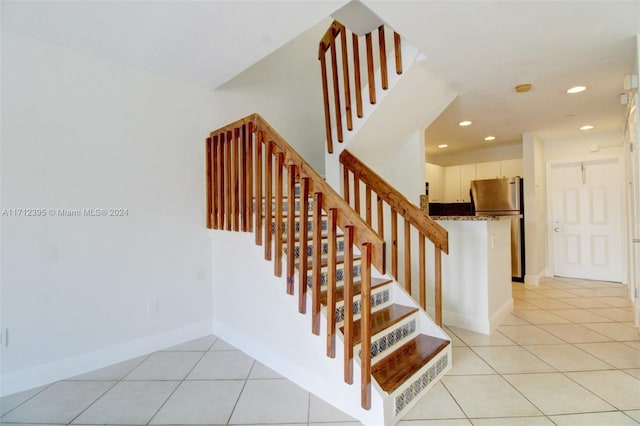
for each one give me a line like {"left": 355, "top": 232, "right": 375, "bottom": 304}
{"left": 489, "top": 298, "right": 514, "bottom": 331}
{"left": 0, "top": 321, "right": 212, "bottom": 397}
{"left": 442, "top": 310, "right": 491, "bottom": 335}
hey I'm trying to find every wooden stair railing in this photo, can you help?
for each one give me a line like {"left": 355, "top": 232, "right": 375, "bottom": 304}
{"left": 319, "top": 20, "right": 403, "bottom": 153}
{"left": 340, "top": 149, "right": 449, "bottom": 326}
{"left": 206, "top": 113, "right": 385, "bottom": 410}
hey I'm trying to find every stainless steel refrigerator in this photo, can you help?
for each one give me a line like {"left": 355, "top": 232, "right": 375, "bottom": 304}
{"left": 470, "top": 177, "right": 525, "bottom": 282}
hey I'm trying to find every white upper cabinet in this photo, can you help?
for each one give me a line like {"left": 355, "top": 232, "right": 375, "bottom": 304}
{"left": 425, "top": 163, "right": 444, "bottom": 202}
{"left": 475, "top": 161, "right": 501, "bottom": 180}
{"left": 500, "top": 159, "right": 523, "bottom": 178}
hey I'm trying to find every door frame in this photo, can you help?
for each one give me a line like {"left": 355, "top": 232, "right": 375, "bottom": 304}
{"left": 546, "top": 154, "right": 628, "bottom": 283}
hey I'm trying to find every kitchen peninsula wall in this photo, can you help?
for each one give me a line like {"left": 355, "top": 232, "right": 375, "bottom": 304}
{"left": 426, "top": 159, "right": 523, "bottom": 204}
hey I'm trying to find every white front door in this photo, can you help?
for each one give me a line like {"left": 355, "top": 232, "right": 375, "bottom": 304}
{"left": 625, "top": 94, "right": 640, "bottom": 326}
{"left": 550, "top": 159, "right": 623, "bottom": 282}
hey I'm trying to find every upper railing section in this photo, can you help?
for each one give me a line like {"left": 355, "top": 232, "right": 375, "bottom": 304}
{"left": 340, "top": 149, "right": 448, "bottom": 325}
{"left": 318, "top": 20, "right": 403, "bottom": 153}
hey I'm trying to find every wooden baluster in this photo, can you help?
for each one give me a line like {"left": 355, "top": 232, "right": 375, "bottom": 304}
{"left": 206, "top": 137, "right": 213, "bottom": 229}
{"left": 360, "top": 242, "right": 372, "bottom": 410}
{"left": 391, "top": 209, "right": 398, "bottom": 279}
{"left": 216, "top": 134, "right": 223, "bottom": 230}
{"left": 419, "top": 233, "right": 426, "bottom": 310}
{"left": 377, "top": 196, "right": 384, "bottom": 239}
{"left": 394, "top": 32, "right": 403, "bottom": 75}
{"left": 435, "top": 246, "right": 443, "bottom": 326}
{"left": 246, "top": 123, "right": 254, "bottom": 232}
{"left": 343, "top": 225, "right": 355, "bottom": 384}
{"left": 239, "top": 127, "right": 247, "bottom": 232}
{"left": 298, "top": 177, "right": 310, "bottom": 313}
{"left": 365, "top": 185, "right": 372, "bottom": 226}
{"left": 312, "top": 192, "right": 323, "bottom": 335}
{"left": 343, "top": 166, "right": 350, "bottom": 205}
{"left": 365, "top": 33, "right": 376, "bottom": 104}
{"left": 255, "top": 130, "right": 263, "bottom": 246}
{"left": 404, "top": 218, "right": 411, "bottom": 294}
{"left": 212, "top": 135, "right": 220, "bottom": 229}
{"left": 327, "top": 208, "right": 338, "bottom": 358}
{"left": 265, "top": 140, "right": 273, "bottom": 261}
{"left": 340, "top": 26, "right": 352, "bottom": 131}
{"left": 329, "top": 33, "right": 344, "bottom": 142}
{"left": 319, "top": 50, "right": 333, "bottom": 153}
{"left": 354, "top": 175, "right": 361, "bottom": 215}
{"left": 274, "top": 153, "right": 284, "bottom": 277}
{"left": 286, "top": 165, "right": 297, "bottom": 295}
{"left": 225, "top": 131, "right": 232, "bottom": 231}
{"left": 233, "top": 128, "right": 240, "bottom": 232}
{"left": 352, "top": 33, "right": 363, "bottom": 118}
{"left": 378, "top": 26, "right": 388, "bottom": 90}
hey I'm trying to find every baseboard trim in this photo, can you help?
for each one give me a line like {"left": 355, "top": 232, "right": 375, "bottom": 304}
{"left": 489, "top": 298, "right": 514, "bottom": 331}
{"left": 0, "top": 321, "right": 212, "bottom": 397}
{"left": 442, "top": 310, "right": 491, "bottom": 335}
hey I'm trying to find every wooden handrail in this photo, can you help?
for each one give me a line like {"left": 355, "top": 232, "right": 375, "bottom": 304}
{"left": 318, "top": 20, "right": 403, "bottom": 153}
{"left": 340, "top": 149, "right": 448, "bottom": 326}
{"left": 206, "top": 113, "right": 385, "bottom": 410}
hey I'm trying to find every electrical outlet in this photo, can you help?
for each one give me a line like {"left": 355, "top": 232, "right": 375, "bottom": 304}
{"left": 1, "top": 328, "right": 8, "bottom": 348}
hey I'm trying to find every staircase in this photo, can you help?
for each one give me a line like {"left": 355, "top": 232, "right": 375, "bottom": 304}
{"left": 206, "top": 114, "right": 451, "bottom": 425}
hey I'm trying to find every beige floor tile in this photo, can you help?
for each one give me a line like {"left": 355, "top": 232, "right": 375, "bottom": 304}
{"left": 210, "top": 338, "right": 239, "bottom": 351}
{"left": 551, "top": 309, "right": 612, "bottom": 323}
{"left": 550, "top": 411, "right": 639, "bottom": 425}
{"left": 308, "top": 394, "right": 359, "bottom": 423}
{"left": 566, "top": 370, "right": 640, "bottom": 410}
{"left": 448, "top": 347, "right": 495, "bottom": 375}
{"left": 401, "top": 382, "right": 466, "bottom": 420}
{"left": 503, "top": 373, "right": 614, "bottom": 415}
{"left": 161, "top": 335, "right": 217, "bottom": 351}
{"left": 470, "top": 416, "right": 555, "bottom": 425}
{"left": 587, "top": 308, "right": 636, "bottom": 322}
{"left": 513, "top": 310, "right": 571, "bottom": 325}
{"left": 625, "top": 369, "right": 640, "bottom": 380}
{"left": 531, "top": 289, "right": 579, "bottom": 298}
{"left": 590, "top": 287, "right": 632, "bottom": 297}
{"left": 576, "top": 342, "right": 640, "bottom": 368}
{"left": 498, "top": 313, "right": 530, "bottom": 326}
{"left": 562, "top": 298, "right": 614, "bottom": 309}
{"left": 72, "top": 381, "right": 178, "bottom": 424}
{"left": 397, "top": 420, "right": 472, "bottom": 426}
{"left": 442, "top": 375, "right": 541, "bottom": 418}
{"left": 124, "top": 352, "right": 203, "bottom": 381}
{"left": 564, "top": 288, "right": 604, "bottom": 298}
{"left": 625, "top": 341, "right": 640, "bottom": 351}
{"left": 496, "top": 325, "right": 564, "bottom": 345}
{"left": 596, "top": 296, "right": 634, "bottom": 307}
{"left": 186, "top": 350, "right": 254, "bottom": 380}
{"left": 582, "top": 323, "right": 640, "bottom": 342}
{"left": 249, "top": 361, "right": 284, "bottom": 379}
{"left": 70, "top": 356, "right": 147, "bottom": 381}
{"left": 447, "top": 327, "right": 515, "bottom": 347}
{"left": 512, "top": 289, "right": 548, "bottom": 300}
{"left": 537, "top": 323, "right": 610, "bottom": 343}
{"left": 472, "top": 346, "right": 555, "bottom": 374}
{"left": 524, "top": 299, "right": 578, "bottom": 310}
{"left": 625, "top": 410, "right": 640, "bottom": 423}
{"left": 444, "top": 327, "right": 468, "bottom": 347}
{"left": 150, "top": 380, "right": 244, "bottom": 424}
{"left": 523, "top": 344, "right": 613, "bottom": 372}
{"left": 0, "top": 385, "right": 49, "bottom": 416}
{"left": 0, "top": 381, "right": 115, "bottom": 424}
{"left": 513, "top": 299, "right": 542, "bottom": 310}
{"left": 229, "top": 379, "right": 309, "bottom": 424}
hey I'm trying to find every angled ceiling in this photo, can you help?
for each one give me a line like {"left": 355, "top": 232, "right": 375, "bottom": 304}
{"left": 3, "top": 0, "right": 639, "bottom": 158}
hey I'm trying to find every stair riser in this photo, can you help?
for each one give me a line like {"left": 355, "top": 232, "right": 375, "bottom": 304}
{"left": 334, "top": 285, "right": 392, "bottom": 326}
{"left": 305, "top": 260, "right": 361, "bottom": 289}
{"left": 259, "top": 197, "right": 315, "bottom": 215}
{"left": 271, "top": 216, "right": 328, "bottom": 236}
{"left": 392, "top": 348, "right": 451, "bottom": 420}
{"left": 283, "top": 237, "right": 345, "bottom": 261}
{"left": 355, "top": 314, "right": 419, "bottom": 365}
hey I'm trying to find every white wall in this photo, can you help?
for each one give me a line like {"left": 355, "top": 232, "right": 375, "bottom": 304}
{"left": 523, "top": 133, "right": 546, "bottom": 284}
{"left": 1, "top": 32, "right": 214, "bottom": 395}
{"left": 209, "top": 18, "right": 331, "bottom": 175}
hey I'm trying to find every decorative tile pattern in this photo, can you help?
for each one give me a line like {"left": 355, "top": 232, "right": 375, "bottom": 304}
{"left": 395, "top": 353, "right": 449, "bottom": 415}
{"left": 334, "top": 289, "right": 391, "bottom": 322}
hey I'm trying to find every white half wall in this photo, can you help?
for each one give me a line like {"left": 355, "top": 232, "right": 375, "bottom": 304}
{"left": 1, "top": 32, "right": 214, "bottom": 395}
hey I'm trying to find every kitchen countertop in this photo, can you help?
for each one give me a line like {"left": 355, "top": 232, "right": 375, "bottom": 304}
{"left": 430, "top": 215, "right": 522, "bottom": 221}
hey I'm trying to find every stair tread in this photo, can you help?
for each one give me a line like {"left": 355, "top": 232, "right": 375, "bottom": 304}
{"left": 319, "top": 277, "right": 393, "bottom": 305}
{"left": 282, "top": 232, "right": 344, "bottom": 243}
{"left": 372, "top": 334, "right": 450, "bottom": 394}
{"left": 296, "top": 253, "right": 362, "bottom": 269}
{"left": 341, "top": 304, "right": 418, "bottom": 346}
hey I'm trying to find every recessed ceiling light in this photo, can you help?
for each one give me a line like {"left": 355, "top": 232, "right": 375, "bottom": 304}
{"left": 484, "top": 136, "right": 496, "bottom": 141}
{"left": 458, "top": 121, "right": 472, "bottom": 127}
{"left": 580, "top": 125, "right": 594, "bottom": 130}
{"left": 438, "top": 144, "right": 448, "bottom": 149}
{"left": 567, "top": 86, "right": 586, "bottom": 94}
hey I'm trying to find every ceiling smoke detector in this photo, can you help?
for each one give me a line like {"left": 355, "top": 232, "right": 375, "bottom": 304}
{"left": 515, "top": 83, "right": 532, "bottom": 93}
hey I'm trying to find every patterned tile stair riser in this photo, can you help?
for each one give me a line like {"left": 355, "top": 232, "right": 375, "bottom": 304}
{"left": 271, "top": 214, "right": 329, "bottom": 236}
{"left": 305, "top": 260, "right": 362, "bottom": 289}
{"left": 283, "top": 238, "right": 345, "bottom": 261}
{"left": 395, "top": 353, "right": 449, "bottom": 415}
{"left": 334, "top": 286, "right": 391, "bottom": 325}
{"left": 356, "top": 316, "right": 418, "bottom": 365}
